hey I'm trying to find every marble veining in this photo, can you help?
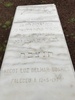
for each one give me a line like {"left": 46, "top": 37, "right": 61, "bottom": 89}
{"left": 0, "top": 4, "right": 75, "bottom": 100}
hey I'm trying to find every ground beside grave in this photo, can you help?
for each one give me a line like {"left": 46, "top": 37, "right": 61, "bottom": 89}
{"left": 0, "top": 0, "right": 75, "bottom": 69}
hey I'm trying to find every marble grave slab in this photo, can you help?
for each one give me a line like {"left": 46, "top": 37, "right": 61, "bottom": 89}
{"left": 0, "top": 4, "right": 75, "bottom": 100}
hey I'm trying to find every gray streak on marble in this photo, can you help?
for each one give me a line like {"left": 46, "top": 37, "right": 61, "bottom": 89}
{"left": 0, "top": 4, "right": 75, "bottom": 100}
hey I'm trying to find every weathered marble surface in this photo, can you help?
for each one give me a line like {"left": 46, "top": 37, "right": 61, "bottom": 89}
{"left": 0, "top": 4, "right": 75, "bottom": 100}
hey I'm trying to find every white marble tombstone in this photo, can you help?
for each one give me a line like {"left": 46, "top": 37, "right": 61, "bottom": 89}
{"left": 0, "top": 4, "right": 75, "bottom": 100}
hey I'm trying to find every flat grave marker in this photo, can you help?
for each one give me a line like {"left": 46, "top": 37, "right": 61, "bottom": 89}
{"left": 0, "top": 4, "right": 75, "bottom": 100}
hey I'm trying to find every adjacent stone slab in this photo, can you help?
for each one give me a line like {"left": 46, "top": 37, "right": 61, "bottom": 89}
{"left": 0, "top": 4, "right": 75, "bottom": 100}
